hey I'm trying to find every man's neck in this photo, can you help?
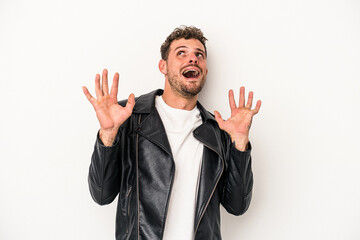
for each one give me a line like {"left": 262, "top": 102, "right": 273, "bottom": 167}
{"left": 162, "top": 87, "right": 198, "bottom": 110}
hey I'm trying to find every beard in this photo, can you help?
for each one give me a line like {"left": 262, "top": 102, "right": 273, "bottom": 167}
{"left": 166, "top": 70, "right": 206, "bottom": 99}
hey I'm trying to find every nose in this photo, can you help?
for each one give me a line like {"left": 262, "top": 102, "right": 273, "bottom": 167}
{"left": 188, "top": 53, "right": 198, "bottom": 64}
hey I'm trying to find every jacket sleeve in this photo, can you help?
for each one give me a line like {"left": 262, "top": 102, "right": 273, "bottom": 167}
{"left": 220, "top": 134, "right": 254, "bottom": 216}
{"left": 88, "top": 130, "right": 122, "bottom": 205}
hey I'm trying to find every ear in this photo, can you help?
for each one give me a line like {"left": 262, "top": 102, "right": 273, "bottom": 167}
{"left": 204, "top": 68, "right": 208, "bottom": 78}
{"left": 158, "top": 59, "right": 167, "bottom": 75}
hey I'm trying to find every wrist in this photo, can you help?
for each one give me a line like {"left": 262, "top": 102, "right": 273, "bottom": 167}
{"left": 230, "top": 134, "right": 249, "bottom": 151}
{"left": 99, "top": 127, "right": 119, "bottom": 146}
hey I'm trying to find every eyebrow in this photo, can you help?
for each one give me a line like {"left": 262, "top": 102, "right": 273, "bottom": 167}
{"left": 174, "top": 46, "right": 205, "bottom": 54}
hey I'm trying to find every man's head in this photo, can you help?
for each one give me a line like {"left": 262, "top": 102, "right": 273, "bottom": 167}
{"left": 159, "top": 26, "right": 208, "bottom": 99}
{"left": 160, "top": 26, "right": 207, "bottom": 61}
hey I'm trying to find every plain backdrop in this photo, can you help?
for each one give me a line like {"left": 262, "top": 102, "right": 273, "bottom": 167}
{"left": 1, "top": 0, "right": 360, "bottom": 239}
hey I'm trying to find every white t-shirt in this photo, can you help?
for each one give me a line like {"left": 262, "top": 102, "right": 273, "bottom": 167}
{"left": 155, "top": 95, "right": 204, "bottom": 240}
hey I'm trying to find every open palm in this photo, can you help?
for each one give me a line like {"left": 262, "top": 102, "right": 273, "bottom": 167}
{"left": 214, "top": 87, "right": 261, "bottom": 151}
{"left": 82, "top": 69, "right": 135, "bottom": 145}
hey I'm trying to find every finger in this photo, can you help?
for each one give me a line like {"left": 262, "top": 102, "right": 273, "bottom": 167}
{"left": 95, "top": 74, "right": 102, "bottom": 99}
{"left": 252, "top": 100, "right": 262, "bottom": 115}
{"left": 214, "top": 110, "right": 225, "bottom": 130}
{"left": 82, "top": 86, "right": 98, "bottom": 106}
{"left": 246, "top": 91, "right": 253, "bottom": 109}
{"left": 102, "top": 69, "right": 109, "bottom": 95}
{"left": 239, "top": 86, "right": 245, "bottom": 108}
{"left": 125, "top": 93, "right": 135, "bottom": 113}
{"left": 228, "top": 89, "right": 237, "bottom": 110}
{"left": 110, "top": 72, "right": 119, "bottom": 98}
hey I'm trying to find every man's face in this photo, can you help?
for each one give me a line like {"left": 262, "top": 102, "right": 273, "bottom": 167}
{"left": 159, "top": 38, "right": 208, "bottom": 98}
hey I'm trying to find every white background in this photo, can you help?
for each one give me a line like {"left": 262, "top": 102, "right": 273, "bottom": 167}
{"left": 1, "top": 0, "right": 360, "bottom": 239}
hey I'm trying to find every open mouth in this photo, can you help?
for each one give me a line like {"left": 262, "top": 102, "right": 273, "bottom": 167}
{"left": 182, "top": 69, "right": 200, "bottom": 79}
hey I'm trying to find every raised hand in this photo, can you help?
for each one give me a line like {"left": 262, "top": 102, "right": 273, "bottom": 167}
{"left": 82, "top": 69, "right": 135, "bottom": 146}
{"left": 214, "top": 86, "right": 261, "bottom": 151}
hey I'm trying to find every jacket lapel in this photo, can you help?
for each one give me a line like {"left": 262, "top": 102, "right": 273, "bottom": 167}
{"left": 132, "top": 89, "right": 173, "bottom": 157}
{"left": 193, "top": 121, "right": 224, "bottom": 230}
{"left": 136, "top": 109, "right": 173, "bottom": 157}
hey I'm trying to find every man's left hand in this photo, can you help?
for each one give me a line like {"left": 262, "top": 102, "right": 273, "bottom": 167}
{"left": 214, "top": 86, "right": 261, "bottom": 151}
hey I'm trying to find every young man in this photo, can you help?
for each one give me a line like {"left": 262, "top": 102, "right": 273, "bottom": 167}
{"left": 82, "top": 26, "right": 261, "bottom": 240}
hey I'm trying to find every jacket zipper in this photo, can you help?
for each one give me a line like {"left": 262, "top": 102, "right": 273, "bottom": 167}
{"left": 135, "top": 113, "right": 175, "bottom": 240}
{"left": 193, "top": 143, "right": 224, "bottom": 236}
{"left": 160, "top": 159, "right": 175, "bottom": 240}
{"left": 136, "top": 114, "right": 141, "bottom": 240}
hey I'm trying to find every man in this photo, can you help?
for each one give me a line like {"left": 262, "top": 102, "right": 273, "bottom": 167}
{"left": 82, "top": 26, "right": 261, "bottom": 240}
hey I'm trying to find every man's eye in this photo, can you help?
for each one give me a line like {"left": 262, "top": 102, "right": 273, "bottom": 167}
{"left": 196, "top": 53, "right": 204, "bottom": 58}
{"left": 177, "top": 51, "right": 184, "bottom": 56}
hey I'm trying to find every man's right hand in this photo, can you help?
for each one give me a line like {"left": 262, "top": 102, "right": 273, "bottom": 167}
{"left": 82, "top": 69, "right": 135, "bottom": 146}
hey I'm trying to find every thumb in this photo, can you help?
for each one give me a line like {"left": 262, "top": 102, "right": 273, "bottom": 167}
{"left": 214, "top": 110, "right": 225, "bottom": 130}
{"left": 125, "top": 93, "right": 135, "bottom": 112}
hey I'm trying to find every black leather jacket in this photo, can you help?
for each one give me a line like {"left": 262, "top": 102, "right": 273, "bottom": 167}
{"left": 88, "top": 89, "right": 253, "bottom": 240}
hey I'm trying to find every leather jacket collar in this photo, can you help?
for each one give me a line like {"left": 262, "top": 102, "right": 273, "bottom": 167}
{"left": 132, "top": 89, "right": 223, "bottom": 158}
{"left": 132, "top": 89, "right": 216, "bottom": 122}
